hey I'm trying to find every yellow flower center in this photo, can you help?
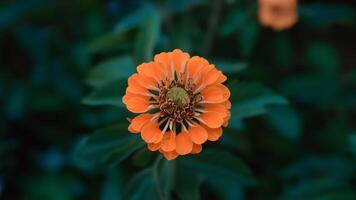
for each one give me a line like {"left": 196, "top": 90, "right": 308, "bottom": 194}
{"left": 166, "top": 87, "right": 190, "bottom": 106}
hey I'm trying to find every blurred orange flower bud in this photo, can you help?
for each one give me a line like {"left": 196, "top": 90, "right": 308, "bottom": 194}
{"left": 258, "top": 0, "right": 298, "bottom": 31}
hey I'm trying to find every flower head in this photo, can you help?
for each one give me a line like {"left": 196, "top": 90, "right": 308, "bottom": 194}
{"left": 258, "top": 0, "right": 298, "bottom": 31}
{"left": 123, "top": 49, "right": 231, "bottom": 160}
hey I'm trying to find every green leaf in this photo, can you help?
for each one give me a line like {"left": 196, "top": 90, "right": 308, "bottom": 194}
{"left": 88, "top": 32, "right": 131, "bottom": 53}
{"left": 74, "top": 124, "right": 144, "bottom": 166}
{"left": 131, "top": 148, "right": 155, "bottom": 167}
{"left": 305, "top": 41, "right": 339, "bottom": 76}
{"left": 220, "top": 8, "right": 248, "bottom": 37}
{"left": 123, "top": 169, "right": 157, "bottom": 200}
{"left": 134, "top": 5, "right": 160, "bottom": 63}
{"left": 238, "top": 20, "right": 259, "bottom": 58}
{"left": 82, "top": 80, "right": 126, "bottom": 107}
{"left": 300, "top": 3, "right": 356, "bottom": 29}
{"left": 266, "top": 106, "right": 301, "bottom": 141}
{"left": 213, "top": 60, "right": 248, "bottom": 73}
{"left": 86, "top": 55, "right": 135, "bottom": 87}
{"left": 114, "top": 7, "right": 147, "bottom": 33}
{"left": 349, "top": 133, "right": 356, "bottom": 158}
{"left": 230, "top": 82, "right": 289, "bottom": 119}
{"left": 165, "top": 0, "right": 205, "bottom": 14}
{"left": 281, "top": 74, "right": 339, "bottom": 105}
{"left": 101, "top": 169, "right": 123, "bottom": 200}
{"left": 181, "top": 149, "right": 256, "bottom": 185}
{"left": 175, "top": 166, "right": 203, "bottom": 200}
{"left": 153, "top": 156, "right": 176, "bottom": 200}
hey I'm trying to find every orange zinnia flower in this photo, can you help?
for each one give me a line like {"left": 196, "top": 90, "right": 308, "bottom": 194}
{"left": 123, "top": 49, "right": 231, "bottom": 160}
{"left": 258, "top": 0, "right": 298, "bottom": 31}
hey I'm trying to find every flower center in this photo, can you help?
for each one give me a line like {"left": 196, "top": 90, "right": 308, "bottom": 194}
{"left": 166, "top": 87, "right": 190, "bottom": 106}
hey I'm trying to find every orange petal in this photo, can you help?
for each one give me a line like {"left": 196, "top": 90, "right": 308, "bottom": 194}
{"left": 197, "top": 111, "right": 224, "bottom": 128}
{"left": 202, "top": 68, "right": 221, "bottom": 86}
{"left": 154, "top": 52, "right": 172, "bottom": 79}
{"left": 188, "top": 124, "right": 208, "bottom": 144}
{"left": 135, "top": 73, "right": 158, "bottom": 89}
{"left": 191, "top": 144, "right": 202, "bottom": 154}
{"left": 203, "top": 103, "right": 228, "bottom": 118}
{"left": 170, "top": 49, "right": 190, "bottom": 74}
{"left": 206, "top": 127, "right": 223, "bottom": 141}
{"left": 141, "top": 122, "right": 162, "bottom": 143}
{"left": 160, "top": 150, "right": 178, "bottom": 160}
{"left": 128, "top": 114, "right": 152, "bottom": 133}
{"left": 222, "top": 100, "right": 232, "bottom": 109}
{"left": 160, "top": 131, "right": 176, "bottom": 152}
{"left": 201, "top": 84, "right": 230, "bottom": 103}
{"left": 186, "top": 56, "right": 209, "bottom": 78}
{"left": 125, "top": 96, "right": 150, "bottom": 113}
{"left": 127, "top": 74, "right": 149, "bottom": 95}
{"left": 137, "top": 62, "right": 165, "bottom": 81}
{"left": 223, "top": 111, "right": 231, "bottom": 127}
{"left": 147, "top": 142, "right": 161, "bottom": 151}
{"left": 175, "top": 132, "right": 193, "bottom": 155}
{"left": 122, "top": 92, "right": 147, "bottom": 105}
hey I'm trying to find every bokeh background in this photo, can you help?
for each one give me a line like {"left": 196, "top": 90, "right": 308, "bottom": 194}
{"left": 1, "top": 0, "right": 356, "bottom": 199}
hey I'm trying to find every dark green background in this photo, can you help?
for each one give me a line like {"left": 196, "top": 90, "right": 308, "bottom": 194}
{"left": 1, "top": 0, "right": 355, "bottom": 199}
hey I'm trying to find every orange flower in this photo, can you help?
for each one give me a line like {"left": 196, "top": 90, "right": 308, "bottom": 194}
{"left": 123, "top": 49, "right": 231, "bottom": 160}
{"left": 258, "top": 0, "right": 298, "bottom": 31}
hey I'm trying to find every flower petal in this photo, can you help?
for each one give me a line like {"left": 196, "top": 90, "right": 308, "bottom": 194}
{"left": 125, "top": 96, "right": 150, "bottom": 113}
{"left": 188, "top": 124, "right": 208, "bottom": 144}
{"left": 160, "top": 150, "right": 178, "bottom": 160}
{"left": 171, "top": 49, "right": 190, "bottom": 74}
{"left": 128, "top": 114, "right": 152, "bottom": 133}
{"left": 147, "top": 142, "right": 161, "bottom": 151}
{"left": 201, "top": 84, "right": 230, "bottom": 103}
{"left": 137, "top": 62, "right": 165, "bottom": 81}
{"left": 206, "top": 127, "right": 223, "bottom": 141}
{"left": 191, "top": 144, "right": 202, "bottom": 154}
{"left": 175, "top": 132, "right": 193, "bottom": 155}
{"left": 186, "top": 56, "right": 209, "bottom": 78}
{"left": 160, "top": 131, "right": 176, "bottom": 152}
{"left": 203, "top": 103, "right": 228, "bottom": 118}
{"left": 141, "top": 122, "right": 162, "bottom": 143}
{"left": 197, "top": 111, "right": 224, "bottom": 128}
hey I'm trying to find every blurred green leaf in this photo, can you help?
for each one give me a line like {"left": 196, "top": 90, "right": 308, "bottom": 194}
{"left": 272, "top": 33, "right": 293, "bottom": 68}
{"left": 114, "top": 7, "right": 147, "bottom": 33}
{"left": 134, "top": 5, "right": 160, "bottom": 63}
{"left": 214, "top": 60, "right": 248, "bottom": 73}
{"left": 123, "top": 169, "right": 157, "bottom": 200}
{"left": 280, "top": 155, "right": 355, "bottom": 199}
{"left": 281, "top": 75, "right": 339, "bottom": 105}
{"left": 279, "top": 178, "right": 356, "bottom": 200}
{"left": 86, "top": 55, "right": 135, "bottom": 87}
{"left": 305, "top": 41, "right": 339, "bottom": 76}
{"left": 205, "top": 178, "right": 245, "bottom": 200}
{"left": 349, "top": 133, "right": 356, "bottom": 158}
{"left": 165, "top": 0, "right": 205, "bottom": 14}
{"left": 132, "top": 148, "right": 155, "bottom": 167}
{"left": 220, "top": 8, "right": 248, "bottom": 36}
{"left": 153, "top": 156, "right": 175, "bottom": 200}
{"left": 266, "top": 106, "right": 301, "bottom": 141}
{"left": 182, "top": 149, "right": 256, "bottom": 185}
{"left": 22, "top": 173, "right": 78, "bottom": 200}
{"left": 175, "top": 168, "right": 203, "bottom": 200}
{"left": 88, "top": 32, "right": 131, "bottom": 53}
{"left": 300, "top": 3, "right": 356, "bottom": 28}
{"left": 238, "top": 20, "right": 259, "bottom": 58}
{"left": 74, "top": 124, "right": 144, "bottom": 166}
{"left": 230, "top": 82, "right": 289, "bottom": 119}
{"left": 101, "top": 169, "right": 123, "bottom": 200}
{"left": 82, "top": 80, "right": 126, "bottom": 107}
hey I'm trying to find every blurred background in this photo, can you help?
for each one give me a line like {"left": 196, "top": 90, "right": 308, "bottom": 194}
{"left": 0, "top": 0, "right": 355, "bottom": 199}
